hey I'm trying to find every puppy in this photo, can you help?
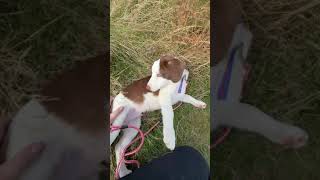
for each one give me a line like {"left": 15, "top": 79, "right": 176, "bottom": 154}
{"left": 110, "top": 55, "right": 207, "bottom": 178}
{"left": 213, "top": 0, "right": 308, "bottom": 148}
{"left": 5, "top": 55, "right": 107, "bottom": 180}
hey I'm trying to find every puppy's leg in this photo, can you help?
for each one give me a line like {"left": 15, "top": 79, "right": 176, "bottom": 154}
{"left": 181, "top": 94, "right": 207, "bottom": 109}
{"left": 110, "top": 106, "right": 130, "bottom": 145}
{"left": 159, "top": 98, "right": 176, "bottom": 150}
{"left": 115, "top": 117, "right": 141, "bottom": 178}
{"left": 217, "top": 101, "right": 308, "bottom": 148}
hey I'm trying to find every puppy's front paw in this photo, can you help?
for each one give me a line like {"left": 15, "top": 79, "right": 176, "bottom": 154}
{"left": 163, "top": 130, "right": 176, "bottom": 150}
{"left": 279, "top": 126, "right": 308, "bottom": 149}
{"left": 194, "top": 100, "right": 207, "bottom": 109}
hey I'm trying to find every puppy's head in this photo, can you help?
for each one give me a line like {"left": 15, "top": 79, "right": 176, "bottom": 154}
{"left": 147, "top": 55, "right": 186, "bottom": 92}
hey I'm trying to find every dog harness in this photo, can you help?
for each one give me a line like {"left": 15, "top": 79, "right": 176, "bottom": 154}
{"left": 177, "top": 74, "right": 187, "bottom": 94}
{"left": 217, "top": 45, "right": 241, "bottom": 100}
{"left": 217, "top": 44, "right": 251, "bottom": 100}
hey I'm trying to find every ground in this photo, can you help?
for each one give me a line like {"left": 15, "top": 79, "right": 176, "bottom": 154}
{"left": 213, "top": 0, "right": 320, "bottom": 179}
{"left": 110, "top": 0, "right": 210, "bottom": 178}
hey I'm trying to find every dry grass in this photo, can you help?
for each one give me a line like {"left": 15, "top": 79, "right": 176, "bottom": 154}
{"left": 110, "top": 0, "right": 210, "bottom": 93}
{"left": 110, "top": 0, "right": 210, "bottom": 178}
{"left": 0, "top": 0, "right": 106, "bottom": 117}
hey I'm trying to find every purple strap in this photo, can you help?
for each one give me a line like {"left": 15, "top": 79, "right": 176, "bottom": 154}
{"left": 178, "top": 75, "right": 187, "bottom": 93}
{"left": 217, "top": 45, "right": 241, "bottom": 100}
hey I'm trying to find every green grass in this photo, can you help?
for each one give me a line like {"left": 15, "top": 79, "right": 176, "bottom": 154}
{"left": 110, "top": 0, "right": 210, "bottom": 178}
{"left": 213, "top": 0, "right": 320, "bottom": 179}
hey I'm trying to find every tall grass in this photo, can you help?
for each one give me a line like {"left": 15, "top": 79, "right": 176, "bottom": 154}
{"left": 110, "top": 0, "right": 210, "bottom": 178}
{"left": 0, "top": 0, "right": 106, "bottom": 115}
{"left": 111, "top": 0, "right": 210, "bottom": 94}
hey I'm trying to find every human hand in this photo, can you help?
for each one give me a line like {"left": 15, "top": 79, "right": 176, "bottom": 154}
{"left": 0, "top": 118, "right": 45, "bottom": 180}
{"left": 110, "top": 96, "right": 142, "bottom": 124}
{"left": 110, "top": 96, "right": 124, "bottom": 125}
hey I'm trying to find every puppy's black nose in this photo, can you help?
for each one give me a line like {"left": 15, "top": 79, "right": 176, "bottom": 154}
{"left": 146, "top": 85, "right": 151, "bottom": 90}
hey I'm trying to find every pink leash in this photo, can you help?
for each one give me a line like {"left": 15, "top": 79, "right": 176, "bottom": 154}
{"left": 211, "top": 128, "right": 231, "bottom": 149}
{"left": 110, "top": 121, "right": 160, "bottom": 179}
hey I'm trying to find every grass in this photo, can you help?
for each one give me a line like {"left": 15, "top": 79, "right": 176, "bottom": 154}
{"left": 0, "top": 0, "right": 106, "bottom": 114}
{"left": 213, "top": 0, "right": 320, "bottom": 179}
{"left": 110, "top": 0, "right": 210, "bottom": 178}
{"left": 0, "top": 0, "right": 106, "bottom": 178}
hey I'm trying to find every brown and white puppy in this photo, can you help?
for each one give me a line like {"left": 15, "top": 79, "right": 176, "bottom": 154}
{"left": 5, "top": 55, "right": 107, "bottom": 180}
{"left": 110, "top": 55, "right": 207, "bottom": 178}
{"left": 213, "top": 0, "right": 308, "bottom": 148}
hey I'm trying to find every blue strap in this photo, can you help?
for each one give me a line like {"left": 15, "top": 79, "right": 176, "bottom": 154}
{"left": 178, "top": 75, "right": 187, "bottom": 93}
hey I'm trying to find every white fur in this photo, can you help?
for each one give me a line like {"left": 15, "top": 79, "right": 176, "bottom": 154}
{"left": 6, "top": 99, "right": 106, "bottom": 180}
{"left": 111, "top": 62, "right": 206, "bottom": 178}
{"left": 147, "top": 59, "right": 171, "bottom": 92}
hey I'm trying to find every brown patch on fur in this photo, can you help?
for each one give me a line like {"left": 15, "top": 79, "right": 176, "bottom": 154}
{"left": 215, "top": 0, "right": 242, "bottom": 64}
{"left": 122, "top": 76, "right": 159, "bottom": 104}
{"left": 40, "top": 55, "right": 107, "bottom": 135}
{"left": 159, "top": 55, "right": 185, "bottom": 82}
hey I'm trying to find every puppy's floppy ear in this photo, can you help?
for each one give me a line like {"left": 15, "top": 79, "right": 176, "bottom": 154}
{"left": 161, "top": 58, "right": 174, "bottom": 69}
{"left": 163, "top": 60, "right": 171, "bottom": 67}
{"left": 159, "top": 55, "right": 186, "bottom": 82}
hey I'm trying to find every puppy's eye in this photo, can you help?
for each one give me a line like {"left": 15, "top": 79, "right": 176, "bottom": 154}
{"left": 157, "top": 73, "right": 162, "bottom": 77}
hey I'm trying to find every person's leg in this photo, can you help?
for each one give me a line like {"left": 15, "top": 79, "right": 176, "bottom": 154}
{"left": 120, "top": 146, "right": 209, "bottom": 180}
